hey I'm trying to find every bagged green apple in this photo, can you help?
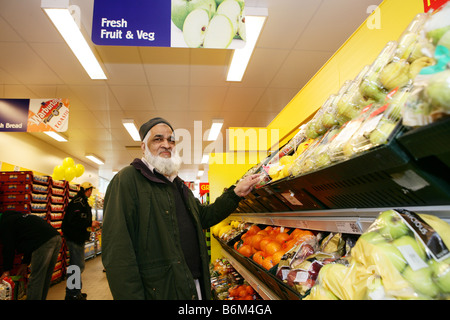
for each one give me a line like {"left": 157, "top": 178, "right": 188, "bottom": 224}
{"left": 328, "top": 103, "right": 376, "bottom": 161}
{"left": 394, "top": 13, "right": 433, "bottom": 63}
{"left": 352, "top": 209, "right": 450, "bottom": 299}
{"left": 359, "top": 42, "right": 398, "bottom": 102}
{"left": 342, "top": 87, "right": 409, "bottom": 155}
{"left": 402, "top": 50, "right": 449, "bottom": 127}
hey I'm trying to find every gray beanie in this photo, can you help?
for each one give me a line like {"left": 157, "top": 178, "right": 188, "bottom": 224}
{"left": 139, "top": 117, "right": 174, "bottom": 141}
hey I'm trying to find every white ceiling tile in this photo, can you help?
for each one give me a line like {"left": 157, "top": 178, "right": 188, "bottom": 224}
{"left": 189, "top": 86, "right": 228, "bottom": 112}
{"left": 151, "top": 85, "right": 189, "bottom": 111}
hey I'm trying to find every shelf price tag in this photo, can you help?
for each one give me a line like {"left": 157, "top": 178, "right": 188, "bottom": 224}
{"left": 335, "top": 221, "right": 361, "bottom": 234}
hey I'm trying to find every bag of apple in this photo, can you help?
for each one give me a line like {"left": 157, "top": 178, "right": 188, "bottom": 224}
{"left": 351, "top": 209, "right": 450, "bottom": 299}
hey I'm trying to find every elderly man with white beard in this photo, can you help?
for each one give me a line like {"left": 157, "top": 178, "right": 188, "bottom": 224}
{"left": 102, "top": 117, "right": 260, "bottom": 300}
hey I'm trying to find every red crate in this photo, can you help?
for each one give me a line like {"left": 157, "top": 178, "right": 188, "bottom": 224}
{"left": 0, "top": 193, "right": 32, "bottom": 203}
{"left": 0, "top": 183, "right": 32, "bottom": 193}
{"left": 0, "top": 171, "right": 33, "bottom": 184}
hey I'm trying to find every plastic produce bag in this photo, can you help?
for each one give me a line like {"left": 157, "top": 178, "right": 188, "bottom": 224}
{"left": 351, "top": 209, "right": 450, "bottom": 299}
{"left": 276, "top": 233, "right": 348, "bottom": 296}
{"left": 305, "top": 261, "right": 372, "bottom": 300}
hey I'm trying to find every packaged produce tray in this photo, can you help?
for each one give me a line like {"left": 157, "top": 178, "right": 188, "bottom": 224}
{"left": 292, "top": 137, "right": 450, "bottom": 209}
{"left": 397, "top": 117, "right": 450, "bottom": 168}
{"left": 217, "top": 238, "right": 302, "bottom": 300}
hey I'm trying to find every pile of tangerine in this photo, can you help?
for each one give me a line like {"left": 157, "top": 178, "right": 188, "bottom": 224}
{"left": 227, "top": 284, "right": 256, "bottom": 300}
{"left": 234, "top": 225, "right": 315, "bottom": 270}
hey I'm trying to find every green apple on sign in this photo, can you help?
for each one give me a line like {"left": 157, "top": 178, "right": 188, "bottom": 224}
{"left": 203, "top": 14, "right": 235, "bottom": 48}
{"left": 217, "top": 0, "right": 241, "bottom": 35}
{"left": 182, "top": 9, "right": 210, "bottom": 48}
{"left": 172, "top": 0, "right": 216, "bottom": 31}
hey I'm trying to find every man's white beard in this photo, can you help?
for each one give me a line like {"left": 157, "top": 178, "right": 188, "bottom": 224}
{"left": 143, "top": 147, "right": 182, "bottom": 177}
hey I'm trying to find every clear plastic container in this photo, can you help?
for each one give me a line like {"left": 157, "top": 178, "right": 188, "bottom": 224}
{"left": 395, "top": 13, "right": 430, "bottom": 62}
{"left": 328, "top": 104, "right": 377, "bottom": 162}
{"left": 359, "top": 41, "right": 398, "bottom": 102}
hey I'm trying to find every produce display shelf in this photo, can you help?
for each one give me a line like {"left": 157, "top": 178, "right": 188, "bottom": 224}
{"left": 397, "top": 117, "right": 450, "bottom": 168}
{"left": 228, "top": 205, "right": 450, "bottom": 234}
{"left": 216, "top": 236, "right": 304, "bottom": 300}
{"left": 244, "top": 129, "right": 450, "bottom": 212}
{"left": 221, "top": 249, "right": 281, "bottom": 300}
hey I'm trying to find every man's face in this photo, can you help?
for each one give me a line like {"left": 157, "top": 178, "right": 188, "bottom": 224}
{"left": 142, "top": 123, "right": 175, "bottom": 158}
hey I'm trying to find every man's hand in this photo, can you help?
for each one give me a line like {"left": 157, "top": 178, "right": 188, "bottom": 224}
{"left": 234, "top": 174, "right": 261, "bottom": 198}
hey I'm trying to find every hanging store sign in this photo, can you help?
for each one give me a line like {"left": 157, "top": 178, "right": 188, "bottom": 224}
{"left": 91, "top": 0, "right": 246, "bottom": 49}
{"left": 199, "top": 182, "right": 210, "bottom": 196}
{"left": 423, "top": 0, "right": 449, "bottom": 12}
{"left": 0, "top": 98, "right": 69, "bottom": 133}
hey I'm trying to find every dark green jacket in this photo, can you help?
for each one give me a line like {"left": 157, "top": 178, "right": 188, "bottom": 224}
{"left": 102, "top": 159, "right": 241, "bottom": 300}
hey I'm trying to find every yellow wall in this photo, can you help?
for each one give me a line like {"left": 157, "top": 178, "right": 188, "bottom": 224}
{"left": 208, "top": 0, "right": 426, "bottom": 261}
{"left": 208, "top": 152, "right": 264, "bottom": 262}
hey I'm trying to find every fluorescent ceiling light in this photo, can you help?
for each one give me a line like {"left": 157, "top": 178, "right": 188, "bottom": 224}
{"left": 44, "top": 131, "right": 68, "bottom": 142}
{"left": 42, "top": 2, "right": 107, "bottom": 80}
{"left": 201, "top": 154, "right": 209, "bottom": 164}
{"left": 227, "top": 15, "right": 266, "bottom": 82}
{"left": 122, "top": 119, "right": 141, "bottom": 141}
{"left": 85, "top": 154, "right": 104, "bottom": 165}
{"left": 207, "top": 119, "right": 224, "bottom": 141}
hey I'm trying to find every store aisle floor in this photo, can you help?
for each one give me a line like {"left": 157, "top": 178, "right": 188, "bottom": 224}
{"left": 46, "top": 255, "right": 113, "bottom": 300}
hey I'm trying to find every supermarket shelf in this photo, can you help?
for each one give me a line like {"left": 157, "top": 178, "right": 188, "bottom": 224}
{"left": 228, "top": 205, "right": 450, "bottom": 234}
{"left": 221, "top": 249, "right": 281, "bottom": 301}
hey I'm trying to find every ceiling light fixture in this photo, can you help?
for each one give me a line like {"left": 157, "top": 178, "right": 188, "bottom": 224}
{"left": 227, "top": 12, "right": 267, "bottom": 82}
{"left": 201, "top": 154, "right": 209, "bottom": 164}
{"left": 41, "top": 0, "right": 107, "bottom": 80}
{"left": 85, "top": 153, "right": 105, "bottom": 165}
{"left": 122, "top": 119, "right": 141, "bottom": 141}
{"left": 207, "top": 119, "right": 224, "bottom": 141}
{"left": 44, "top": 131, "right": 68, "bottom": 142}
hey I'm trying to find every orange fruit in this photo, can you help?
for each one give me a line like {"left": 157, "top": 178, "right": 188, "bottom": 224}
{"left": 262, "top": 256, "right": 274, "bottom": 270}
{"left": 259, "top": 237, "right": 273, "bottom": 252}
{"left": 247, "top": 225, "right": 261, "bottom": 235}
{"left": 282, "top": 239, "right": 297, "bottom": 251}
{"left": 246, "top": 286, "right": 255, "bottom": 295}
{"left": 252, "top": 251, "right": 265, "bottom": 265}
{"left": 275, "top": 232, "right": 292, "bottom": 244}
{"left": 238, "top": 244, "right": 253, "bottom": 257}
{"left": 243, "top": 234, "right": 253, "bottom": 245}
{"left": 251, "top": 234, "right": 264, "bottom": 250}
{"left": 272, "top": 250, "right": 286, "bottom": 265}
{"left": 265, "top": 240, "right": 282, "bottom": 256}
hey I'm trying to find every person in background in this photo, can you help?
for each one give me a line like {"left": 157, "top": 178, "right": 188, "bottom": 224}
{"left": 62, "top": 182, "right": 100, "bottom": 300}
{"left": 0, "top": 211, "right": 62, "bottom": 300}
{"left": 102, "top": 117, "right": 260, "bottom": 300}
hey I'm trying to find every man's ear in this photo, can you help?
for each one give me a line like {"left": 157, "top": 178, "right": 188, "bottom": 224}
{"left": 140, "top": 142, "right": 146, "bottom": 153}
